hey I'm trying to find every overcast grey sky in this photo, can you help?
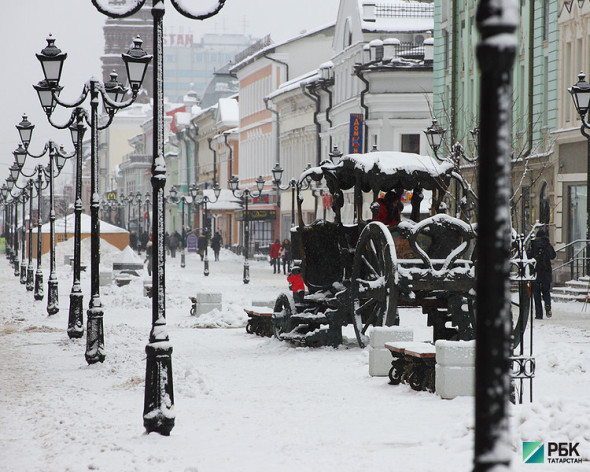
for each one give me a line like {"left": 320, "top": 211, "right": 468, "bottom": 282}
{"left": 0, "top": 0, "right": 340, "bottom": 183}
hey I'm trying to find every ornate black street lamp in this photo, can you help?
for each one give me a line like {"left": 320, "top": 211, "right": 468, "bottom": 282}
{"left": 19, "top": 185, "right": 29, "bottom": 285}
{"left": 91, "top": 0, "right": 226, "bottom": 436}
{"left": 568, "top": 72, "right": 590, "bottom": 275}
{"left": 228, "top": 175, "right": 265, "bottom": 284}
{"left": 35, "top": 34, "right": 151, "bottom": 362}
{"left": 190, "top": 183, "right": 220, "bottom": 276}
{"left": 16, "top": 114, "right": 73, "bottom": 311}
{"left": 144, "top": 192, "right": 151, "bottom": 235}
{"left": 423, "top": 119, "right": 446, "bottom": 161}
{"left": 135, "top": 191, "right": 143, "bottom": 253}
{"left": 271, "top": 160, "right": 313, "bottom": 231}
{"left": 474, "top": 1, "right": 517, "bottom": 470}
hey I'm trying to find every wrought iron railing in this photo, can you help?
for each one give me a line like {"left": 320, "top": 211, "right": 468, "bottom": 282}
{"left": 375, "top": 3, "right": 434, "bottom": 18}
{"left": 554, "top": 239, "right": 590, "bottom": 280}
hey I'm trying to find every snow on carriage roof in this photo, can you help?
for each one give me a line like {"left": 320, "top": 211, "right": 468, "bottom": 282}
{"left": 342, "top": 151, "right": 453, "bottom": 176}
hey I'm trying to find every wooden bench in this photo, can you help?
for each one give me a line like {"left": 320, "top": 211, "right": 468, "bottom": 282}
{"left": 385, "top": 342, "right": 436, "bottom": 392}
{"left": 244, "top": 309, "right": 274, "bottom": 337}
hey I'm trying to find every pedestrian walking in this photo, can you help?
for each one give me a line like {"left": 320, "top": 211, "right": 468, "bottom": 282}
{"left": 527, "top": 226, "right": 556, "bottom": 319}
{"left": 197, "top": 232, "right": 208, "bottom": 261}
{"left": 169, "top": 231, "right": 179, "bottom": 258}
{"left": 211, "top": 231, "right": 222, "bottom": 261}
{"left": 281, "top": 238, "right": 291, "bottom": 275}
{"left": 270, "top": 239, "right": 282, "bottom": 274}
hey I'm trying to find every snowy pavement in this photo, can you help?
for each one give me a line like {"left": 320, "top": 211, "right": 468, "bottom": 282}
{"left": 1, "top": 245, "right": 590, "bottom": 472}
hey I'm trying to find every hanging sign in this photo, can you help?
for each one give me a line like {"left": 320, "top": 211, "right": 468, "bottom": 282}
{"left": 349, "top": 113, "right": 364, "bottom": 154}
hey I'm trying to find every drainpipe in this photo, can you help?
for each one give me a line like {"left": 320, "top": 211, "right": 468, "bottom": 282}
{"left": 451, "top": 0, "right": 459, "bottom": 144}
{"left": 187, "top": 125, "right": 199, "bottom": 226}
{"left": 300, "top": 82, "right": 322, "bottom": 165}
{"left": 354, "top": 67, "right": 370, "bottom": 153}
{"left": 525, "top": 1, "right": 534, "bottom": 156}
{"left": 208, "top": 137, "right": 217, "bottom": 185}
{"left": 223, "top": 133, "right": 233, "bottom": 183}
{"left": 318, "top": 81, "right": 333, "bottom": 151}
{"left": 263, "top": 53, "right": 289, "bottom": 82}
{"left": 264, "top": 97, "right": 280, "bottom": 166}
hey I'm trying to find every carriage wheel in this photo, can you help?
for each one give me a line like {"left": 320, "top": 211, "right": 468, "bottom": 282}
{"left": 273, "top": 293, "right": 296, "bottom": 341}
{"left": 351, "top": 222, "right": 398, "bottom": 348}
{"left": 246, "top": 320, "right": 254, "bottom": 334}
{"left": 388, "top": 356, "right": 404, "bottom": 385}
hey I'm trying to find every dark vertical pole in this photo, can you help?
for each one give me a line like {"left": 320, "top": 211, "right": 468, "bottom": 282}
{"left": 474, "top": 1, "right": 517, "bottom": 471}
{"left": 68, "top": 110, "right": 85, "bottom": 338}
{"left": 34, "top": 168, "right": 44, "bottom": 301}
{"left": 13, "top": 199, "right": 19, "bottom": 276}
{"left": 47, "top": 146, "right": 59, "bottom": 315}
{"left": 586, "top": 135, "right": 590, "bottom": 275}
{"left": 243, "top": 194, "right": 250, "bottom": 284}
{"left": 204, "top": 200, "right": 210, "bottom": 276}
{"left": 26, "top": 183, "right": 34, "bottom": 291}
{"left": 144, "top": 0, "right": 175, "bottom": 436}
{"left": 20, "top": 192, "right": 27, "bottom": 284}
{"left": 85, "top": 80, "right": 106, "bottom": 364}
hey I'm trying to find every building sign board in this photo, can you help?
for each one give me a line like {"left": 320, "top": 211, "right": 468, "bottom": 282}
{"left": 349, "top": 113, "right": 364, "bottom": 154}
{"left": 234, "top": 209, "right": 276, "bottom": 221}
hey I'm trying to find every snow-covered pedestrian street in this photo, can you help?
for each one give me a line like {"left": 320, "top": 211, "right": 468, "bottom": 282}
{"left": 1, "top": 246, "right": 589, "bottom": 472}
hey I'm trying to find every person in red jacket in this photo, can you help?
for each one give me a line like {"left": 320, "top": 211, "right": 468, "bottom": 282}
{"left": 376, "top": 190, "right": 403, "bottom": 226}
{"left": 270, "top": 239, "right": 282, "bottom": 274}
{"left": 287, "top": 264, "right": 305, "bottom": 304}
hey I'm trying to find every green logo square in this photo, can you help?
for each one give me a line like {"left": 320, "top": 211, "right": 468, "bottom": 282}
{"left": 523, "top": 442, "right": 544, "bottom": 463}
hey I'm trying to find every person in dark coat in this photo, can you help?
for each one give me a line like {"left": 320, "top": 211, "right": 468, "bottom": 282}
{"left": 270, "top": 239, "right": 282, "bottom": 274}
{"left": 281, "top": 239, "right": 292, "bottom": 275}
{"left": 527, "top": 226, "right": 556, "bottom": 319}
{"left": 169, "top": 231, "right": 179, "bottom": 258}
{"left": 197, "top": 233, "right": 208, "bottom": 261}
{"left": 211, "top": 231, "right": 222, "bottom": 261}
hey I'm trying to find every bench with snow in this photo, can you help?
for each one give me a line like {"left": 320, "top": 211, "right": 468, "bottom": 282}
{"left": 244, "top": 309, "right": 274, "bottom": 337}
{"left": 385, "top": 341, "right": 436, "bottom": 392}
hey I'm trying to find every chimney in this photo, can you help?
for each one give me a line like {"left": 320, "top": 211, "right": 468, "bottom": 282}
{"left": 423, "top": 37, "right": 434, "bottom": 64}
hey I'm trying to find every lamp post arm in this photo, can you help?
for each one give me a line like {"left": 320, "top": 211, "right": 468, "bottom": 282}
{"left": 51, "top": 82, "right": 90, "bottom": 109}
{"left": 96, "top": 111, "right": 116, "bottom": 131}
{"left": 98, "top": 82, "right": 138, "bottom": 110}
{"left": 91, "top": 0, "right": 146, "bottom": 17}
{"left": 46, "top": 107, "right": 83, "bottom": 131}
{"left": 19, "top": 166, "right": 41, "bottom": 179}
{"left": 581, "top": 123, "right": 590, "bottom": 140}
{"left": 24, "top": 142, "right": 50, "bottom": 159}
{"left": 170, "top": 0, "right": 226, "bottom": 19}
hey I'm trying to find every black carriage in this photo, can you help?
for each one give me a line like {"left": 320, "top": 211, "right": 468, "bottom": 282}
{"left": 272, "top": 151, "right": 477, "bottom": 348}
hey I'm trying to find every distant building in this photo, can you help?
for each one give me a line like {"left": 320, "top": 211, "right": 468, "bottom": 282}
{"left": 164, "top": 32, "right": 255, "bottom": 103}
{"left": 101, "top": 3, "right": 153, "bottom": 101}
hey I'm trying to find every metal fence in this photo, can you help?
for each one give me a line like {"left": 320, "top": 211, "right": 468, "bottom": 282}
{"left": 376, "top": 3, "right": 434, "bottom": 18}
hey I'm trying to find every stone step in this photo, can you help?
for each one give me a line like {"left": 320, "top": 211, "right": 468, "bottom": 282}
{"left": 552, "top": 292, "right": 587, "bottom": 302}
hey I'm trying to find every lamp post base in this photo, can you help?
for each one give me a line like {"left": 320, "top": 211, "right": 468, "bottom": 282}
{"left": 204, "top": 255, "right": 209, "bottom": 276}
{"left": 243, "top": 260, "right": 250, "bottom": 284}
{"left": 26, "top": 266, "right": 34, "bottom": 291}
{"left": 143, "top": 341, "right": 175, "bottom": 436}
{"left": 20, "top": 264, "right": 26, "bottom": 284}
{"left": 67, "top": 288, "right": 84, "bottom": 339}
{"left": 34, "top": 270, "right": 44, "bottom": 301}
{"left": 14, "top": 260, "right": 20, "bottom": 277}
{"left": 47, "top": 276, "right": 59, "bottom": 315}
{"left": 85, "top": 305, "right": 105, "bottom": 364}
{"left": 180, "top": 251, "right": 185, "bottom": 268}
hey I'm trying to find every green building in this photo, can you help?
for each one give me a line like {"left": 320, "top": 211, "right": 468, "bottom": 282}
{"left": 433, "top": 0, "right": 558, "bottom": 237}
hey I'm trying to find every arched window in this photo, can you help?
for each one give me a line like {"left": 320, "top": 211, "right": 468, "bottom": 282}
{"left": 343, "top": 18, "right": 353, "bottom": 48}
{"left": 539, "top": 182, "right": 550, "bottom": 224}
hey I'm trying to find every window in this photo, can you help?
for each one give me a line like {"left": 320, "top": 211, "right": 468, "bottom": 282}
{"left": 401, "top": 134, "right": 420, "bottom": 154}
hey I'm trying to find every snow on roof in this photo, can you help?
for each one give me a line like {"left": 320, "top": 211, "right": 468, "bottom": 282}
{"left": 359, "top": 0, "right": 433, "bottom": 33}
{"left": 175, "top": 111, "right": 192, "bottom": 128}
{"left": 230, "top": 22, "right": 335, "bottom": 73}
{"left": 41, "top": 213, "right": 128, "bottom": 234}
{"left": 343, "top": 151, "right": 453, "bottom": 178}
{"left": 217, "top": 98, "right": 239, "bottom": 127}
{"left": 266, "top": 70, "right": 320, "bottom": 101}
